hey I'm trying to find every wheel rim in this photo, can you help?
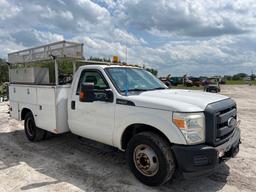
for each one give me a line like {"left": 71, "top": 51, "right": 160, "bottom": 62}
{"left": 133, "top": 144, "right": 159, "bottom": 177}
{"left": 26, "top": 118, "right": 34, "bottom": 137}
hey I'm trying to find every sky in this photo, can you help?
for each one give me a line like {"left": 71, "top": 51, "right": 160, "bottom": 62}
{"left": 0, "top": 0, "right": 256, "bottom": 76}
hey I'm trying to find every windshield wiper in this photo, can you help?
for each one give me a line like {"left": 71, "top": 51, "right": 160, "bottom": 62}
{"left": 121, "top": 87, "right": 166, "bottom": 92}
{"left": 121, "top": 88, "right": 148, "bottom": 92}
{"left": 149, "top": 87, "right": 166, "bottom": 90}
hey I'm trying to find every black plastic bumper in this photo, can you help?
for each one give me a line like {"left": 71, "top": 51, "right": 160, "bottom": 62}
{"left": 172, "top": 127, "right": 240, "bottom": 178}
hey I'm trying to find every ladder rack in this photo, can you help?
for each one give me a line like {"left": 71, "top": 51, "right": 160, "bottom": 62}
{"left": 7, "top": 40, "right": 140, "bottom": 86}
{"left": 8, "top": 40, "right": 84, "bottom": 85}
{"left": 8, "top": 40, "right": 84, "bottom": 64}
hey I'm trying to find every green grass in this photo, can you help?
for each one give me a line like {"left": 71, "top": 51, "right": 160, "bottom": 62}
{"left": 226, "top": 80, "right": 256, "bottom": 85}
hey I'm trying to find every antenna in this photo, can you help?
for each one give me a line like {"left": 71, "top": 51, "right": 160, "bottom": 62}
{"left": 125, "top": 69, "right": 128, "bottom": 96}
{"left": 125, "top": 44, "right": 128, "bottom": 63}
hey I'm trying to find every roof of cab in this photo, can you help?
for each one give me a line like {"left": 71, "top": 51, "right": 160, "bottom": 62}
{"left": 77, "top": 60, "right": 141, "bottom": 69}
{"left": 81, "top": 65, "right": 141, "bottom": 70}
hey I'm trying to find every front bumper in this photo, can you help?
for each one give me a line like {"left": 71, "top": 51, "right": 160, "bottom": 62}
{"left": 172, "top": 127, "right": 240, "bottom": 177}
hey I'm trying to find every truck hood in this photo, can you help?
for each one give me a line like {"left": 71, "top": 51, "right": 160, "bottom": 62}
{"left": 128, "top": 89, "right": 229, "bottom": 112}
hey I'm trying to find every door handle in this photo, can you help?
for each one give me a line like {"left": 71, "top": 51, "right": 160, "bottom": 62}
{"left": 71, "top": 100, "right": 75, "bottom": 110}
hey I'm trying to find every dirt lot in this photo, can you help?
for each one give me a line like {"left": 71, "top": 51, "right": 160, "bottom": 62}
{"left": 0, "top": 85, "right": 255, "bottom": 192}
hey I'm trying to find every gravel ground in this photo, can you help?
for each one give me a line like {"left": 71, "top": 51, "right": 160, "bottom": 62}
{"left": 0, "top": 85, "right": 255, "bottom": 192}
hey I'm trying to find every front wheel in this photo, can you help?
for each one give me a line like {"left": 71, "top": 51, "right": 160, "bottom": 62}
{"left": 24, "top": 112, "right": 46, "bottom": 142}
{"left": 126, "top": 132, "right": 176, "bottom": 186}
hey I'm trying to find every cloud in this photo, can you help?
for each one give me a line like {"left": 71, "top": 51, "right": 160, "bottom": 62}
{"left": 117, "top": 0, "right": 253, "bottom": 37}
{"left": 72, "top": 36, "right": 128, "bottom": 60}
{"left": 0, "top": 0, "right": 21, "bottom": 20}
{"left": 113, "top": 29, "right": 145, "bottom": 45}
{"left": 12, "top": 30, "right": 64, "bottom": 47}
{"left": 0, "top": 0, "right": 111, "bottom": 34}
{"left": 0, "top": 0, "right": 255, "bottom": 76}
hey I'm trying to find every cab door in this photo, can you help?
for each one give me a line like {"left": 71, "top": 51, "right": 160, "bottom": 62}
{"left": 68, "top": 69, "right": 115, "bottom": 146}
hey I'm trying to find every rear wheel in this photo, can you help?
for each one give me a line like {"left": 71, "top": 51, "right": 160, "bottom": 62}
{"left": 126, "top": 132, "right": 176, "bottom": 186}
{"left": 43, "top": 131, "right": 55, "bottom": 140}
{"left": 24, "top": 112, "right": 45, "bottom": 142}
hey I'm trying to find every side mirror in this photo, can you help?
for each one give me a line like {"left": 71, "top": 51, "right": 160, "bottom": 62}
{"left": 105, "top": 89, "right": 114, "bottom": 102}
{"left": 79, "top": 83, "right": 95, "bottom": 102}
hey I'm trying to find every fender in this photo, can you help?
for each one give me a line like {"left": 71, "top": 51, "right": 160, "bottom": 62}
{"left": 113, "top": 106, "right": 187, "bottom": 150}
{"left": 19, "top": 104, "right": 38, "bottom": 123}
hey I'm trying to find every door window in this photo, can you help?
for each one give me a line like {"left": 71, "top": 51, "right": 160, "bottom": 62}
{"left": 76, "top": 70, "right": 109, "bottom": 95}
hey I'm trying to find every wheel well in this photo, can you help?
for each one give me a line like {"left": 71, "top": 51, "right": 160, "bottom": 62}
{"left": 121, "top": 124, "right": 171, "bottom": 150}
{"left": 21, "top": 108, "right": 32, "bottom": 120}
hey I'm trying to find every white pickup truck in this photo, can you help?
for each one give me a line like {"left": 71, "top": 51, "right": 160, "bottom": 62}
{"left": 9, "top": 64, "right": 241, "bottom": 186}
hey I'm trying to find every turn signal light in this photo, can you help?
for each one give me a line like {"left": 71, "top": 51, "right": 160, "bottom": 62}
{"left": 173, "top": 118, "right": 185, "bottom": 129}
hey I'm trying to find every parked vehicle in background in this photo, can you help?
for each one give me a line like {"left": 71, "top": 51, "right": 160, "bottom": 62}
{"left": 169, "top": 77, "right": 183, "bottom": 86}
{"left": 185, "top": 79, "right": 193, "bottom": 87}
{"left": 159, "top": 76, "right": 183, "bottom": 87}
{"left": 219, "top": 78, "right": 226, "bottom": 85}
{"left": 8, "top": 41, "right": 241, "bottom": 186}
{"left": 159, "top": 77, "right": 171, "bottom": 87}
{"left": 183, "top": 75, "right": 193, "bottom": 87}
{"left": 205, "top": 83, "right": 220, "bottom": 93}
{"left": 204, "top": 78, "right": 221, "bottom": 93}
{"left": 190, "top": 77, "right": 201, "bottom": 87}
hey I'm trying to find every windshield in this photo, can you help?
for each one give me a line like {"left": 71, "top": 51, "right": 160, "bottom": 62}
{"left": 105, "top": 67, "right": 166, "bottom": 95}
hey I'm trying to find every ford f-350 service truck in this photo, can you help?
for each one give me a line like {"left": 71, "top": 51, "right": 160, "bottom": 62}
{"left": 8, "top": 41, "right": 240, "bottom": 186}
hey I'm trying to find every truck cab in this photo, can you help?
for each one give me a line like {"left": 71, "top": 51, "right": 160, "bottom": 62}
{"left": 8, "top": 41, "right": 241, "bottom": 186}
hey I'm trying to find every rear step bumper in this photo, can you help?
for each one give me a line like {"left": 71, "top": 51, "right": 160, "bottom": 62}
{"left": 172, "top": 127, "right": 240, "bottom": 178}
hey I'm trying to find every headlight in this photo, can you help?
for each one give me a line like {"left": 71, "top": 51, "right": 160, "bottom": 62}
{"left": 172, "top": 112, "right": 205, "bottom": 144}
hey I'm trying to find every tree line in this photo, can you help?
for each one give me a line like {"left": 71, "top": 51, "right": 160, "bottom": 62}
{"left": 0, "top": 58, "right": 9, "bottom": 83}
{"left": 224, "top": 73, "right": 255, "bottom": 81}
{"left": 0, "top": 56, "right": 255, "bottom": 82}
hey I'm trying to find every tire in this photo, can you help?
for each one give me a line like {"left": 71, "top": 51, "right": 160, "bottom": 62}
{"left": 24, "top": 112, "right": 45, "bottom": 142}
{"left": 126, "top": 132, "right": 176, "bottom": 186}
{"left": 43, "top": 131, "right": 55, "bottom": 140}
